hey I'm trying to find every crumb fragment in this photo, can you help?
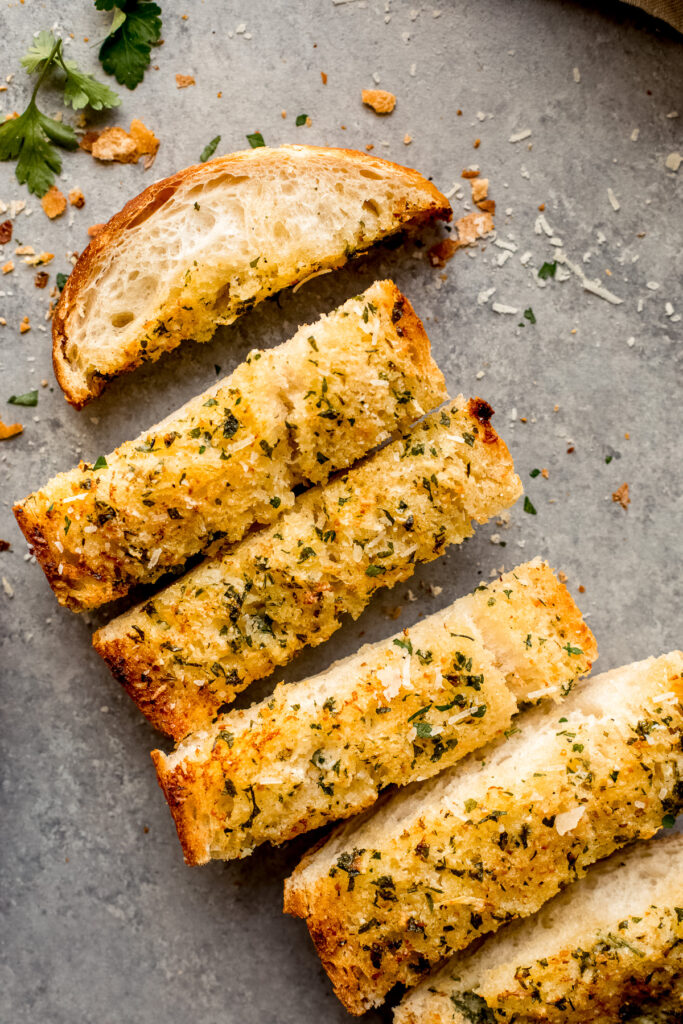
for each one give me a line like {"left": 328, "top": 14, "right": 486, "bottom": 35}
{"left": 19, "top": 316, "right": 30, "bottom": 333}
{"left": 175, "top": 73, "right": 195, "bottom": 88}
{"left": 558, "top": 570, "right": 568, "bottom": 583}
{"left": 24, "top": 251, "right": 54, "bottom": 266}
{"left": 541, "top": 468, "right": 549, "bottom": 479}
{"left": 0, "top": 540, "right": 10, "bottom": 551}
{"left": 665, "top": 152, "right": 682, "bottom": 172}
{"left": 362, "top": 88, "right": 396, "bottom": 114}
{"left": 612, "top": 482, "right": 630, "bottom": 510}
{"left": 79, "top": 131, "right": 100, "bottom": 153}
{"left": 41, "top": 186, "right": 66, "bottom": 219}
{"left": 320, "top": 71, "right": 327, "bottom": 84}
{"left": 91, "top": 127, "right": 138, "bottom": 163}
{"left": 476, "top": 198, "right": 496, "bottom": 214}
{"left": 0, "top": 220, "right": 11, "bottom": 244}
{"left": 473, "top": 138, "right": 480, "bottom": 148}
{"left": 456, "top": 209, "right": 494, "bottom": 245}
{"left": 470, "top": 177, "right": 488, "bottom": 203}
{"left": 428, "top": 238, "right": 460, "bottom": 267}
{"left": 0, "top": 418, "right": 22, "bottom": 440}
{"left": 88, "top": 223, "right": 106, "bottom": 238}
{"left": 34, "top": 271, "right": 49, "bottom": 288}
{"left": 2, "top": 261, "right": 14, "bottom": 274}
{"left": 129, "top": 119, "right": 160, "bottom": 169}
{"left": 68, "top": 188, "right": 85, "bottom": 208}
{"left": 461, "top": 167, "right": 479, "bottom": 179}
{"left": 403, "top": 134, "right": 412, "bottom": 145}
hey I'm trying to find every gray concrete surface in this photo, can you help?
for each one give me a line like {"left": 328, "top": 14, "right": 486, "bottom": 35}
{"left": 1, "top": 1, "right": 681, "bottom": 1022}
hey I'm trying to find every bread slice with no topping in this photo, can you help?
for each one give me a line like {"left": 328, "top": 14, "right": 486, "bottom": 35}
{"left": 16, "top": 282, "right": 445, "bottom": 611}
{"left": 152, "top": 559, "right": 596, "bottom": 865}
{"left": 395, "top": 835, "right": 683, "bottom": 1024}
{"left": 93, "top": 397, "right": 522, "bottom": 740}
{"left": 284, "top": 651, "right": 683, "bottom": 1014}
{"left": 52, "top": 145, "right": 452, "bottom": 406}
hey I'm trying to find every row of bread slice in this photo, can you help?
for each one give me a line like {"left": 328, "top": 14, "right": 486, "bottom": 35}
{"left": 282, "top": 648, "right": 682, "bottom": 1015}
{"left": 17, "top": 280, "right": 524, "bottom": 740}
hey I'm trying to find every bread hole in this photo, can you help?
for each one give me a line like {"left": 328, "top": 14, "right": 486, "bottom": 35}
{"left": 210, "top": 282, "right": 231, "bottom": 312}
{"left": 111, "top": 311, "right": 135, "bottom": 329}
{"left": 358, "top": 169, "right": 384, "bottom": 180}
{"left": 127, "top": 184, "right": 178, "bottom": 229}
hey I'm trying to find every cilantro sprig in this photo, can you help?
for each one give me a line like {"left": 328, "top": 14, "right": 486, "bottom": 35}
{"left": 95, "top": 1, "right": 163, "bottom": 90}
{"left": 0, "top": 31, "right": 120, "bottom": 196}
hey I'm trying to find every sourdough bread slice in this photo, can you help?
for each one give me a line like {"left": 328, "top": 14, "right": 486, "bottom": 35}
{"left": 52, "top": 145, "right": 451, "bottom": 406}
{"left": 395, "top": 836, "right": 683, "bottom": 1024}
{"left": 16, "top": 282, "right": 445, "bottom": 611}
{"left": 283, "top": 651, "right": 683, "bottom": 1014}
{"left": 93, "top": 397, "right": 522, "bottom": 740}
{"left": 152, "top": 560, "right": 596, "bottom": 865}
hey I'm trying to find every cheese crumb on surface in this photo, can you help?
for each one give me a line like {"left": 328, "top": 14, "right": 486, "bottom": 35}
{"left": 665, "top": 152, "right": 681, "bottom": 172}
{"left": 509, "top": 128, "right": 531, "bottom": 143}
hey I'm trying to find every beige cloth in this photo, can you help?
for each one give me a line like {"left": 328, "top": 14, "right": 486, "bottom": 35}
{"left": 620, "top": 0, "right": 683, "bottom": 32}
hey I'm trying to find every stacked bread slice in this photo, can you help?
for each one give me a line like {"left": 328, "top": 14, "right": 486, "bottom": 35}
{"left": 395, "top": 835, "right": 683, "bottom": 1024}
{"left": 284, "top": 651, "right": 683, "bottom": 1014}
{"left": 151, "top": 560, "right": 596, "bottom": 864}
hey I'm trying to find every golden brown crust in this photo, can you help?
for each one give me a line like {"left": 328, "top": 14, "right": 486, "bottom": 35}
{"left": 52, "top": 146, "right": 452, "bottom": 407}
{"left": 93, "top": 399, "right": 522, "bottom": 740}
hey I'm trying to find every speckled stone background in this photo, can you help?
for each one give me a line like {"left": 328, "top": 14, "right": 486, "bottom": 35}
{"left": 1, "top": 1, "right": 681, "bottom": 1022}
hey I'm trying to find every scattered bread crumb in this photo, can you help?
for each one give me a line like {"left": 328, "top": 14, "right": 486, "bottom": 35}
{"left": 428, "top": 237, "right": 460, "bottom": 267}
{"left": 612, "top": 482, "right": 630, "bottom": 509}
{"left": 362, "top": 88, "right": 396, "bottom": 114}
{"left": 24, "top": 251, "right": 54, "bottom": 266}
{"left": 91, "top": 127, "right": 138, "bottom": 163}
{"left": 2, "top": 261, "right": 14, "bottom": 274}
{"left": 281, "top": 110, "right": 287, "bottom": 119}
{"left": 41, "top": 186, "right": 66, "bottom": 219}
{"left": 0, "top": 220, "right": 12, "bottom": 244}
{"left": 129, "top": 118, "right": 160, "bottom": 169}
{"left": 578, "top": 584, "right": 585, "bottom": 593}
{"left": 14, "top": 245, "right": 34, "bottom": 255}
{"left": 320, "top": 71, "right": 327, "bottom": 84}
{"left": 471, "top": 177, "right": 489, "bottom": 203}
{"left": 365, "top": 143, "right": 374, "bottom": 151}
{"left": 0, "top": 418, "right": 22, "bottom": 440}
{"left": 79, "top": 131, "right": 100, "bottom": 153}
{"left": 558, "top": 570, "right": 568, "bottom": 583}
{"left": 477, "top": 198, "right": 496, "bottom": 214}
{"left": 34, "top": 271, "right": 49, "bottom": 288}
{"left": 68, "top": 188, "right": 85, "bottom": 208}
{"left": 473, "top": 138, "right": 481, "bottom": 148}
{"left": 175, "top": 73, "right": 195, "bottom": 88}
{"left": 456, "top": 209, "right": 494, "bottom": 245}
{"left": 541, "top": 468, "right": 549, "bottom": 478}
{"left": 403, "top": 134, "right": 412, "bottom": 145}
{"left": 19, "top": 316, "right": 30, "bottom": 333}
{"left": 461, "top": 167, "right": 479, "bottom": 179}
{"left": 0, "top": 540, "right": 10, "bottom": 551}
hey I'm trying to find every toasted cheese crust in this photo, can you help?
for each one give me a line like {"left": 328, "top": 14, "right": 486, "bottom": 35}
{"left": 15, "top": 282, "right": 445, "bottom": 611}
{"left": 94, "top": 397, "right": 522, "bottom": 740}
{"left": 52, "top": 145, "right": 452, "bottom": 406}
{"left": 153, "top": 560, "right": 596, "bottom": 865}
{"left": 284, "top": 652, "right": 683, "bottom": 1015}
{"left": 396, "top": 837, "right": 683, "bottom": 1024}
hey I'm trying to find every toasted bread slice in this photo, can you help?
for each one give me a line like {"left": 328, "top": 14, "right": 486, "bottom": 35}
{"left": 52, "top": 145, "right": 452, "bottom": 406}
{"left": 16, "top": 282, "right": 445, "bottom": 611}
{"left": 152, "top": 560, "right": 596, "bottom": 865}
{"left": 284, "top": 651, "right": 683, "bottom": 1014}
{"left": 395, "top": 836, "right": 683, "bottom": 1024}
{"left": 93, "top": 397, "right": 522, "bottom": 740}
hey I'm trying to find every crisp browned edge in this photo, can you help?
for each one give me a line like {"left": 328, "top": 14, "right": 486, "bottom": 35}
{"left": 13, "top": 497, "right": 124, "bottom": 612}
{"left": 150, "top": 749, "right": 209, "bottom": 867}
{"left": 53, "top": 145, "right": 452, "bottom": 408}
{"left": 374, "top": 280, "right": 447, "bottom": 402}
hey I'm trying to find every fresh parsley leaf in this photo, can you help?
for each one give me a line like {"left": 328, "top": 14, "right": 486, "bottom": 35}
{"left": 538, "top": 260, "right": 557, "bottom": 280}
{"left": 295, "top": 113, "right": 308, "bottom": 126}
{"left": 200, "top": 135, "right": 221, "bottom": 162}
{"left": 1, "top": 31, "right": 118, "bottom": 196}
{"left": 93, "top": 455, "right": 108, "bottom": 469}
{"left": 8, "top": 390, "right": 38, "bottom": 406}
{"left": 529, "top": 468, "right": 540, "bottom": 478}
{"left": 247, "top": 131, "right": 265, "bottom": 148}
{"left": 523, "top": 306, "right": 536, "bottom": 324}
{"left": 662, "top": 814, "right": 676, "bottom": 829}
{"left": 96, "top": 0, "right": 162, "bottom": 90}
{"left": 56, "top": 272, "right": 69, "bottom": 291}
{"left": 523, "top": 496, "right": 537, "bottom": 515}
{"left": 562, "top": 643, "right": 583, "bottom": 656}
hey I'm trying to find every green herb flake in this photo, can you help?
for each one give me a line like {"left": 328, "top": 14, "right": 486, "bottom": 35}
{"left": 93, "top": 455, "right": 108, "bottom": 470}
{"left": 365, "top": 565, "right": 386, "bottom": 577}
{"left": 538, "top": 261, "right": 557, "bottom": 280}
{"left": 56, "top": 271, "right": 69, "bottom": 291}
{"left": 199, "top": 134, "right": 221, "bottom": 162}
{"left": 523, "top": 496, "right": 537, "bottom": 515}
{"left": 529, "top": 468, "right": 541, "bottom": 478}
{"left": 662, "top": 814, "right": 676, "bottom": 829}
{"left": 8, "top": 390, "right": 38, "bottom": 407}
{"left": 269, "top": 496, "right": 281, "bottom": 509}
{"left": 295, "top": 113, "right": 308, "bottom": 127}
{"left": 523, "top": 307, "right": 536, "bottom": 324}
{"left": 246, "top": 131, "right": 265, "bottom": 148}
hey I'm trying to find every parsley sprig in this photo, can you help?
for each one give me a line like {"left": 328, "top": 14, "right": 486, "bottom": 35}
{"left": 0, "top": 31, "right": 120, "bottom": 196}
{"left": 95, "top": 1, "right": 163, "bottom": 90}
